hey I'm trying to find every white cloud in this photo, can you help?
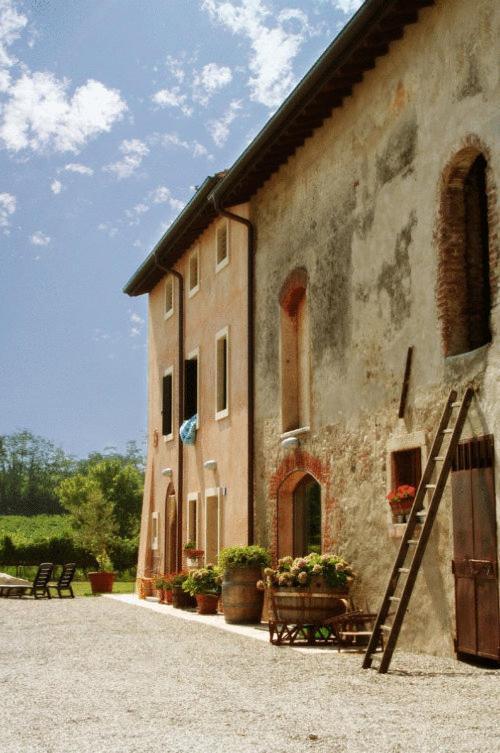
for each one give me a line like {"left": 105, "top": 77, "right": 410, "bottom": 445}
{"left": 130, "top": 312, "right": 144, "bottom": 325}
{"left": 63, "top": 162, "right": 94, "bottom": 175}
{"left": 158, "top": 131, "right": 211, "bottom": 159}
{"left": 202, "top": 0, "right": 311, "bottom": 108}
{"left": 165, "top": 55, "right": 186, "bottom": 84}
{"left": 50, "top": 179, "right": 62, "bottom": 194}
{"left": 0, "top": 190, "right": 15, "bottom": 227}
{"left": 103, "top": 138, "right": 149, "bottom": 179}
{"left": 129, "top": 311, "right": 145, "bottom": 338}
{"left": 98, "top": 221, "right": 118, "bottom": 238}
{"left": 207, "top": 99, "right": 242, "bottom": 146}
{"left": 0, "top": 73, "right": 127, "bottom": 153}
{"left": 150, "top": 185, "right": 185, "bottom": 211}
{"left": 193, "top": 62, "right": 232, "bottom": 104}
{"left": 334, "top": 0, "right": 363, "bottom": 14}
{"left": 30, "top": 230, "right": 50, "bottom": 246}
{"left": 0, "top": 0, "right": 27, "bottom": 70}
{"left": 151, "top": 86, "right": 193, "bottom": 116}
{"left": 92, "top": 328, "right": 111, "bottom": 342}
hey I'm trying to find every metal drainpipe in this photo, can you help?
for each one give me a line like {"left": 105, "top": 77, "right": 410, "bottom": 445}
{"left": 154, "top": 252, "right": 184, "bottom": 572}
{"left": 211, "top": 196, "right": 255, "bottom": 545}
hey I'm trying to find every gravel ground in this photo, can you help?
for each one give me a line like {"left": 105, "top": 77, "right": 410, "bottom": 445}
{"left": 0, "top": 597, "right": 498, "bottom": 753}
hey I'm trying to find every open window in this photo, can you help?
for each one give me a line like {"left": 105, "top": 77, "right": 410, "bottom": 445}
{"left": 391, "top": 447, "right": 422, "bottom": 491}
{"left": 437, "top": 149, "right": 493, "bottom": 356}
{"left": 204, "top": 489, "right": 221, "bottom": 566}
{"left": 151, "top": 511, "right": 159, "bottom": 550}
{"left": 186, "top": 492, "right": 199, "bottom": 546}
{"left": 162, "top": 367, "right": 173, "bottom": 440}
{"left": 215, "top": 220, "right": 229, "bottom": 272}
{"left": 184, "top": 350, "right": 199, "bottom": 421}
{"left": 164, "top": 275, "right": 174, "bottom": 320}
{"left": 188, "top": 247, "right": 200, "bottom": 297}
{"left": 215, "top": 327, "right": 229, "bottom": 419}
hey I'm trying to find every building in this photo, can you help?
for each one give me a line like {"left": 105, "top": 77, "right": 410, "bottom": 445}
{"left": 125, "top": 177, "right": 253, "bottom": 577}
{"left": 126, "top": 0, "right": 499, "bottom": 660}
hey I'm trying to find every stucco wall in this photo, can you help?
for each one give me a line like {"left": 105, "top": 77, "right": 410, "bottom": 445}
{"left": 251, "top": 0, "right": 500, "bottom": 656}
{"left": 137, "top": 204, "right": 250, "bottom": 579}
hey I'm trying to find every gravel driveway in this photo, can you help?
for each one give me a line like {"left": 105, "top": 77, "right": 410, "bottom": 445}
{"left": 0, "top": 597, "right": 497, "bottom": 753}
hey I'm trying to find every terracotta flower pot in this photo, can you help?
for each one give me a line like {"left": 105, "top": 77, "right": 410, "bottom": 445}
{"left": 195, "top": 593, "right": 219, "bottom": 614}
{"left": 164, "top": 589, "right": 173, "bottom": 604}
{"left": 88, "top": 571, "right": 115, "bottom": 594}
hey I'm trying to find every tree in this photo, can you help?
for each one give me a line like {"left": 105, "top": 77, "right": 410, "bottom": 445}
{"left": 0, "top": 431, "right": 75, "bottom": 515}
{"left": 57, "top": 475, "right": 118, "bottom": 570}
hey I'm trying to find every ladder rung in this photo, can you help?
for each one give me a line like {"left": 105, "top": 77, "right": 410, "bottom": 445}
{"left": 398, "top": 567, "right": 410, "bottom": 573}
{"left": 380, "top": 625, "right": 392, "bottom": 632}
{"left": 426, "top": 484, "right": 436, "bottom": 489}
{"left": 434, "top": 456, "right": 445, "bottom": 461}
{"left": 407, "top": 539, "right": 419, "bottom": 545}
{"left": 451, "top": 402, "right": 461, "bottom": 407}
{"left": 389, "top": 596, "right": 400, "bottom": 602}
{"left": 416, "top": 510, "right": 427, "bottom": 517}
{"left": 442, "top": 428, "right": 453, "bottom": 434}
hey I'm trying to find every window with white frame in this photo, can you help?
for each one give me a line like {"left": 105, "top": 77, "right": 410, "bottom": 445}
{"left": 215, "top": 327, "right": 229, "bottom": 419}
{"left": 215, "top": 221, "right": 229, "bottom": 271}
{"left": 188, "top": 247, "right": 200, "bottom": 297}
{"left": 162, "top": 367, "right": 173, "bottom": 440}
{"left": 184, "top": 349, "right": 199, "bottom": 423}
{"left": 151, "top": 511, "right": 159, "bottom": 550}
{"left": 164, "top": 275, "right": 174, "bottom": 319}
{"left": 186, "top": 492, "right": 199, "bottom": 546}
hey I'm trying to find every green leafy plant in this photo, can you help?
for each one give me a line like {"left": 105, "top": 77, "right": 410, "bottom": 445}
{"left": 182, "top": 566, "right": 222, "bottom": 596}
{"left": 171, "top": 571, "right": 189, "bottom": 588}
{"left": 258, "top": 552, "right": 354, "bottom": 590}
{"left": 217, "top": 545, "right": 270, "bottom": 571}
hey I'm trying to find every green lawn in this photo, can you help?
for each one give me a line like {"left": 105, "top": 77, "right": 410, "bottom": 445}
{"left": 72, "top": 580, "right": 136, "bottom": 597}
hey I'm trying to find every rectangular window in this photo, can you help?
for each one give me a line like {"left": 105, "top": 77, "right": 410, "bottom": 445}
{"left": 188, "top": 248, "right": 200, "bottom": 297}
{"left": 164, "top": 275, "right": 174, "bottom": 319}
{"left": 184, "top": 351, "right": 198, "bottom": 420}
{"left": 215, "top": 221, "right": 229, "bottom": 271}
{"left": 215, "top": 327, "right": 229, "bottom": 419}
{"left": 151, "top": 511, "right": 159, "bottom": 550}
{"left": 162, "top": 368, "right": 173, "bottom": 439}
{"left": 391, "top": 448, "right": 422, "bottom": 490}
{"left": 187, "top": 493, "right": 199, "bottom": 546}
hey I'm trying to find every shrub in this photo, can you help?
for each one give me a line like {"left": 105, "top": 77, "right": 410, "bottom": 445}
{"left": 182, "top": 566, "right": 222, "bottom": 596}
{"left": 218, "top": 545, "right": 270, "bottom": 571}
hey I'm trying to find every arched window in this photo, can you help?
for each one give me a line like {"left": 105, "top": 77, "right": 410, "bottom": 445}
{"left": 292, "top": 474, "right": 321, "bottom": 556}
{"left": 279, "top": 268, "right": 310, "bottom": 432}
{"left": 437, "top": 148, "right": 493, "bottom": 356}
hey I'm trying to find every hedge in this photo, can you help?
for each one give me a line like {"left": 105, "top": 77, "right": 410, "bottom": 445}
{"left": 0, "top": 535, "right": 138, "bottom": 571}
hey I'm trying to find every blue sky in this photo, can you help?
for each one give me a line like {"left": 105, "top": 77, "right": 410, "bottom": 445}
{"left": 0, "top": 0, "right": 361, "bottom": 458}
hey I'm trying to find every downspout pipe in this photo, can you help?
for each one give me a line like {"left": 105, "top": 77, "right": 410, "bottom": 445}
{"left": 210, "top": 195, "right": 255, "bottom": 545}
{"left": 154, "top": 251, "right": 185, "bottom": 572}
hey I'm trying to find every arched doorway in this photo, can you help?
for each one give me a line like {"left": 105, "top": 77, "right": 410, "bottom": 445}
{"left": 164, "top": 483, "right": 177, "bottom": 574}
{"left": 277, "top": 471, "right": 322, "bottom": 558}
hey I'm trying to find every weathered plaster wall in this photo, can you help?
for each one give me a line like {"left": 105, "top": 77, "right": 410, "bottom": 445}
{"left": 251, "top": 0, "right": 500, "bottom": 656}
{"left": 137, "top": 204, "right": 249, "bottom": 580}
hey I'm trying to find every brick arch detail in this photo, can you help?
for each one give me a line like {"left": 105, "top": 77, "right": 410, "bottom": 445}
{"left": 279, "top": 266, "right": 308, "bottom": 316}
{"left": 435, "top": 134, "right": 499, "bottom": 356}
{"left": 268, "top": 450, "right": 337, "bottom": 561}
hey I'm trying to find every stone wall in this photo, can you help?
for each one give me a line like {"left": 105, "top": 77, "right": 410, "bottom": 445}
{"left": 250, "top": 0, "right": 500, "bottom": 656}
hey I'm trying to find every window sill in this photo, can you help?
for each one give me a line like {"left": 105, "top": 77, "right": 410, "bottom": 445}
{"left": 163, "top": 434, "right": 174, "bottom": 443}
{"left": 215, "top": 256, "right": 229, "bottom": 274}
{"left": 164, "top": 309, "right": 174, "bottom": 321}
{"left": 188, "top": 284, "right": 200, "bottom": 299}
{"left": 280, "top": 426, "right": 310, "bottom": 440}
{"left": 215, "top": 408, "right": 229, "bottom": 421}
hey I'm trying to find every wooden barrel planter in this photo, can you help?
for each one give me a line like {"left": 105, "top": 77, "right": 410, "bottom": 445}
{"left": 222, "top": 566, "right": 263, "bottom": 623}
{"left": 270, "top": 587, "right": 348, "bottom": 624}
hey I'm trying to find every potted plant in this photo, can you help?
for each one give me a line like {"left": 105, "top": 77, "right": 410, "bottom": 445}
{"left": 182, "top": 566, "right": 222, "bottom": 614}
{"left": 258, "top": 552, "right": 354, "bottom": 624}
{"left": 218, "top": 545, "right": 270, "bottom": 624}
{"left": 162, "top": 573, "right": 175, "bottom": 604}
{"left": 57, "top": 476, "right": 118, "bottom": 594}
{"left": 171, "top": 571, "right": 196, "bottom": 608}
{"left": 184, "top": 541, "right": 204, "bottom": 568}
{"left": 387, "top": 485, "right": 416, "bottom": 523}
{"left": 154, "top": 575, "right": 167, "bottom": 603}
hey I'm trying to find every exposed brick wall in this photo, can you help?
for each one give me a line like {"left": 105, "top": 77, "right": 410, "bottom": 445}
{"left": 436, "top": 135, "right": 499, "bottom": 356}
{"left": 268, "top": 450, "right": 338, "bottom": 562}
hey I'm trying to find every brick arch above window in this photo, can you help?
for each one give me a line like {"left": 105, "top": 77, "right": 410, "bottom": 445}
{"left": 279, "top": 267, "right": 308, "bottom": 316}
{"left": 436, "top": 135, "right": 499, "bottom": 357}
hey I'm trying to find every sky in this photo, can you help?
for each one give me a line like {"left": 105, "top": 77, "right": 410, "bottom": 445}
{"left": 0, "top": 0, "right": 362, "bottom": 459}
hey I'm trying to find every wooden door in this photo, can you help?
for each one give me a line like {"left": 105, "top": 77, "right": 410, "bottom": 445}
{"left": 451, "top": 435, "right": 499, "bottom": 660}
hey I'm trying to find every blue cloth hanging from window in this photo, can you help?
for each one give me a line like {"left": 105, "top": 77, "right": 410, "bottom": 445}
{"left": 180, "top": 415, "right": 197, "bottom": 445}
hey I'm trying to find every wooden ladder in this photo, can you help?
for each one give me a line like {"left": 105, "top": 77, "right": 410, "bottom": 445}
{"left": 362, "top": 387, "right": 474, "bottom": 674}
